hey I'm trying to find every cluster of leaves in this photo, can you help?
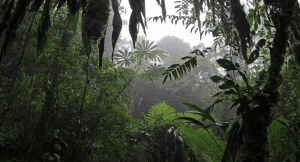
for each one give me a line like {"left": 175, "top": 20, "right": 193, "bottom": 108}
{"left": 120, "top": 101, "right": 226, "bottom": 161}
{"left": 267, "top": 111, "right": 300, "bottom": 162}
{"left": 159, "top": 25, "right": 272, "bottom": 161}
{"left": 162, "top": 48, "right": 207, "bottom": 84}
{"left": 0, "top": 2, "right": 135, "bottom": 161}
{"left": 113, "top": 39, "right": 167, "bottom": 82}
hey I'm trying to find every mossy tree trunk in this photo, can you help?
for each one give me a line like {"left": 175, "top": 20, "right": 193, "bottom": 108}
{"left": 235, "top": 0, "right": 300, "bottom": 161}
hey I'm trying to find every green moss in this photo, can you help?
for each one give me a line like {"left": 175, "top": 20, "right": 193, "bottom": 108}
{"left": 82, "top": 0, "right": 110, "bottom": 42}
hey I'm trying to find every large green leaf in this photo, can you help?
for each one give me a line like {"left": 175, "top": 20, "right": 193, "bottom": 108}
{"left": 247, "top": 8, "right": 254, "bottom": 28}
{"left": 129, "top": 10, "right": 138, "bottom": 48}
{"left": 248, "top": 49, "right": 259, "bottom": 64}
{"left": 111, "top": 0, "right": 122, "bottom": 61}
{"left": 137, "top": 1, "right": 146, "bottom": 35}
{"left": 213, "top": 92, "right": 223, "bottom": 97}
{"left": 216, "top": 59, "right": 238, "bottom": 71}
{"left": 182, "top": 102, "right": 216, "bottom": 123}
{"left": 237, "top": 70, "right": 250, "bottom": 88}
{"left": 210, "top": 75, "right": 225, "bottom": 83}
{"left": 222, "top": 120, "right": 240, "bottom": 162}
{"left": 254, "top": 21, "right": 258, "bottom": 31}
{"left": 219, "top": 80, "right": 235, "bottom": 89}
{"left": 70, "top": 10, "right": 79, "bottom": 32}
{"left": 175, "top": 117, "right": 207, "bottom": 130}
{"left": 264, "top": 18, "right": 271, "bottom": 32}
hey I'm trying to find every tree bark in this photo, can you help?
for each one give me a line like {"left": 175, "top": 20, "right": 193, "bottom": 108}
{"left": 235, "top": 0, "right": 300, "bottom": 161}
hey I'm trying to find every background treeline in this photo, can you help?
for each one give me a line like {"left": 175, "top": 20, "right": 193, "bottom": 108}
{"left": 0, "top": 0, "right": 300, "bottom": 162}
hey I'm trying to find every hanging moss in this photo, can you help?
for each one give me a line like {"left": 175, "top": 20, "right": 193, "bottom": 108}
{"left": 82, "top": 0, "right": 110, "bottom": 42}
{"left": 230, "top": 0, "right": 252, "bottom": 64}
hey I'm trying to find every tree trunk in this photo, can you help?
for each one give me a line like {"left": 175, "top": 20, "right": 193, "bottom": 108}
{"left": 235, "top": 0, "right": 300, "bottom": 161}
{"left": 25, "top": 12, "right": 72, "bottom": 161}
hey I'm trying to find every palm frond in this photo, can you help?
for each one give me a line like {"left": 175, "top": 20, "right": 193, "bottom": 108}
{"left": 162, "top": 48, "right": 211, "bottom": 84}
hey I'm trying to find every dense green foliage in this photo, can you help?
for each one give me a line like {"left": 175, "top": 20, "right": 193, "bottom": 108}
{"left": 1, "top": 0, "right": 300, "bottom": 162}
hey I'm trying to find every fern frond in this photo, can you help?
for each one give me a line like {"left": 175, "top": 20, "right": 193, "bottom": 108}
{"left": 162, "top": 48, "right": 213, "bottom": 84}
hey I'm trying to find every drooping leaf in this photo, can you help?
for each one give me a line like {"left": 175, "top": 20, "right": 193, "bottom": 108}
{"left": 205, "top": 104, "right": 214, "bottom": 115}
{"left": 257, "top": 14, "right": 261, "bottom": 25}
{"left": 214, "top": 99, "right": 223, "bottom": 104}
{"left": 248, "top": 49, "right": 259, "bottom": 64}
{"left": 213, "top": 92, "right": 223, "bottom": 97}
{"left": 137, "top": 0, "right": 147, "bottom": 34}
{"left": 70, "top": 10, "right": 79, "bottom": 32}
{"left": 219, "top": 80, "right": 235, "bottom": 89}
{"left": 254, "top": 21, "right": 258, "bottom": 31}
{"left": 222, "top": 120, "right": 240, "bottom": 162}
{"left": 224, "top": 89, "right": 237, "bottom": 95}
{"left": 183, "top": 102, "right": 216, "bottom": 123}
{"left": 230, "top": 99, "right": 240, "bottom": 110}
{"left": 161, "top": 0, "right": 166, "bottom": 21}
{"left": 163, "top": 75, "right": 168, "bottom": 84}
{"left": 37, "top": 0, "right": 51, "bottom": 55}
{"left": 111, "top": 0, "right": 122, "bottom": 61}
{"left": 129, "top": 10, "right": 138, "bottom": 48}
{"left": 129, "top": 0, "right": 139, "bottom": 48}
{"left": 264, "top": 19, "right": 271, "bottom": 32}
{"left": 190, "top": 26, "right": 196, "bottom": 33}
{"left": 216, "top": 59, "right": 237, "bottom": 70}
{"left": 247, "top": 9, "right": 254, "bottom": 28}
{"left": 237, "top": 70, "right": 249, "bottom": 88}
{"left": 175, "top": 117, "right": 207, "bottom": 130}
{"left": 210, "top": 75, "right": 224, "bottom": 83}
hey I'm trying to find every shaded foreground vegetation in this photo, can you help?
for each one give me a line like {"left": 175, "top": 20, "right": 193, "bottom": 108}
{"left": 1, "top": 0, "right": 300, "bottom": 162}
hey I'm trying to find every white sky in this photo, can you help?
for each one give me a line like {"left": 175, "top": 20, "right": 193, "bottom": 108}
{"left": 119, "top": 0, "right": 300, "bottom": 49}
{"left": 120, "top": 0, "right": 215, "bottom": 48}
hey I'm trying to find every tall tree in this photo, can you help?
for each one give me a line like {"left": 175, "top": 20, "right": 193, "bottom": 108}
{"left": 152, "top": 0, "right": 300, "bottom": 161}
{"left": 1, "top": 0, "right": 300, "bottom": 161}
